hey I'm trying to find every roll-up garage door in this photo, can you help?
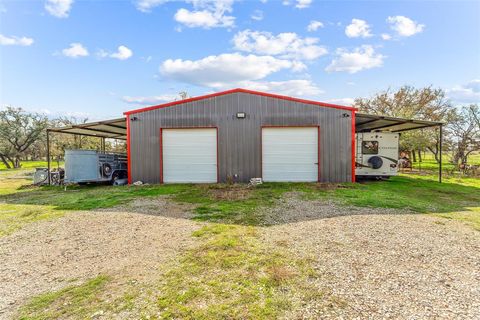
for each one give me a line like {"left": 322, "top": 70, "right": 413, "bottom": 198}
{"left": 262, "top": 127, "right": 319, "bottom": 182}
{"left": 162, "top": 128, "right": 217, "bottom": 183}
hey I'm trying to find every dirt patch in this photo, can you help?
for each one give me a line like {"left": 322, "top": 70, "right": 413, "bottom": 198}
{"left": 206, "top": 185, "right": 253, "bottom": 200}
{"left": 261, "top": 195, "right": 480, "bottom": 319}
{"left": 0, "top": 207, "right": 201, "bottom": 319}
{"left": 101, "top": 195, "right": 197, "bottom": 219}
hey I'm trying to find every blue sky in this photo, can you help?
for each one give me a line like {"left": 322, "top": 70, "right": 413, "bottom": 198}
{"left": 1, "top": 0, "right": 479, "bottom": 120}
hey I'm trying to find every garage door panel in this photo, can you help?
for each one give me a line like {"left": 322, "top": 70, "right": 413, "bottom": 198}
{"left": 162, "top": 128, "right": 217, "bottom": 183}
{"left": 262, "top": 127, "right": 318, "bottom": 182}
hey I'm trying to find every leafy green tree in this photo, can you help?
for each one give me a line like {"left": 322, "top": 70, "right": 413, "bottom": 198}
{"left": 450, "top": 104, "right": 480, "bottom": 165}
{"left": 354, "top": 86, "right": 456, "bottom": 163}
{"left": 0, "top": 106, "right": 48, "bottom": 168}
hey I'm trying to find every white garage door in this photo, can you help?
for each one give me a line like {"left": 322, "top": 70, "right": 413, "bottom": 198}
{"left": 162, "top": 128, "right": 217, "bottom": 183}
{"left": 262, "top": 127, "right": 318, "bottom": 182}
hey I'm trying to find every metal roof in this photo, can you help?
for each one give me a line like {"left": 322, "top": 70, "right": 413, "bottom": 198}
{"left": 47, "top": 117, "right": 127, "bottom": 140}
{"left": 355, "top": 113, "right": 443, "bottom": 133}
{"left": 123, "top": 88, "right": 357, "bottom": 115}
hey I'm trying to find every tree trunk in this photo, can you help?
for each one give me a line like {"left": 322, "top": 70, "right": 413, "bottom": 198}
{"left": 418, "top": 150, "right": 422, "bottom": 162}
{"left": 0, "top": 155, "right": 11, "bottom": 169}
{"left": 411, "top": 150, "right": 417, "bottom": 162}
{"left": 14, "top": 157, "right": 21, "bottom": 168}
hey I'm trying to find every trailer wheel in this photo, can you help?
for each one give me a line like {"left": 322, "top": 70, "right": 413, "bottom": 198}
{"left": 102, "top": 163, "right": 112, "bottom": 177}
{"left": 368, "top": 156, "right": 383, "bottom": 169}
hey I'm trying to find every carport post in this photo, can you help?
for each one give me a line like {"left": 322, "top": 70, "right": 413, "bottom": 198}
{"left": 46, "top": 129, "right": 51, "bottom": 185}
{"left": 439, "top": 124, "right": 443, "bottom": 183}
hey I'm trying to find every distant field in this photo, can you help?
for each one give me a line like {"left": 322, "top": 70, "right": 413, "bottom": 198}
{"left": 0, "top": 160, "right": 63, "bottom": 171}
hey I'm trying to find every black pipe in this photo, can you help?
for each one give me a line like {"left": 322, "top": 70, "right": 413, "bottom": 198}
{"left": 439, "top": 124, "right": 443, "bottom": 183}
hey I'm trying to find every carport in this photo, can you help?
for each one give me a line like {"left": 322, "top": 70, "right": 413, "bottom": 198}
{"left": 46, "top": 118, "right": 127, "bottom": 184}
{"left": 355, "top": 113, "right": 444, "bottom": 182}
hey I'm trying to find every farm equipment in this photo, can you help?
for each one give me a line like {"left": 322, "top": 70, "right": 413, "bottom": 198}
{"left": 33, "top": 167, "right": 65, "bottom": 185}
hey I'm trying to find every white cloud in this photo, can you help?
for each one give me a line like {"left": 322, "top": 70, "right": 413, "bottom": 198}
{"left": 381, "top": 33, "right": 392, "bottom": 40}
{"left": 0, "top": 34, "right": 34, "bottom": 46}
{"left": 447, "top": 79, "right": 480, "bottom": 104}
{"left": 237, "top": 79, "right": 323, "bottom": 96}
{"left": 295, "top": 0, "right": 312, "bottom": 9}
{"left": 325, "top": 97, "right": 354, "bottom": 106}
{"left": 110, "top": 45, "right": 133, "bottom": 60}
{"left": 251, "top": 9, "right": 263, "bottom": 21}
{"left": 160, "top": 53, "right": 305, "bottom": 88}
{"left": 325, "top": 45, "right": 385, "bottom": 74}
{"left": 233, "top": 29, "right": 327, "bottom": 60}
{"left": 174, "top": 0, "right": 235, "bottom": 29}
{"left": 122, "top": 94, "right": 180, "bottom": 105}
{"left": 387, "top": 16, "right": 424, "bottom": 37}
{"left": 307, "top": 20, "right": 324, "bottom": 32}
{"left": 45, "top": 0, "right": 73, "bottom": 18}
{"left": 97, "top": 46, "right": 133, "bottom": 60}
{"left": 282, "top": 0, "right": 312, "bottom": 9}
{"left": 135, "top": 0, "right": 169, "bottom": 12}
{"left": 62, "top": 43, "right": 89, "bottom": 58}
{"left": 345, "top": 19, "right": 372, "bottom": 38}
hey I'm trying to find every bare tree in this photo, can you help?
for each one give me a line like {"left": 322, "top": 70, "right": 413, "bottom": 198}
{"left": 450, "top": 104, "right": 480, "bottom": 165}
{"left": 0, "top": 106, "right": 48, "bottom": 168}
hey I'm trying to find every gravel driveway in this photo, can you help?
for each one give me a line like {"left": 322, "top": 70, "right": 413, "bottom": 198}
{"left": 0, "top": 198, "right": 200, "bottom": 319}
{"left": 261, "top": 195, "right": 480, "bottom": 319}
{"left": 1, "top": 193, "right": 479, "bottom": 319}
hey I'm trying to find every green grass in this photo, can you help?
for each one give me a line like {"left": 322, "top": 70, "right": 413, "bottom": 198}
{"left": 148, "top": 223, "right": 343, "bottom": 319}
{"left": 1, "top": 167, "right": 479, "bottom": 234}
{"left": 0, "top": 160, "right": 63, "bottom": 171}
{"left": 18, "top": 275, "right": 110, "bottom": 320}
{"left": 407, "top": 152, "right": 480, "bottom": 172}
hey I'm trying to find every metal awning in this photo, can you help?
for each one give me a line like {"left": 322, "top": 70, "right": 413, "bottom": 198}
{"left": 356, "top": 113, "right": 443, "bottom": 133}
{"left": 47, "top": 117, "right": 127, "bottom": 140}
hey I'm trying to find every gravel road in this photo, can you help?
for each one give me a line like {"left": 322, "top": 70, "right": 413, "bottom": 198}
{"left": 0, "top": 198, "right": 200, "bottom": 319}
{"left": 261, "top": 195, "right": 480, "bottom": 319}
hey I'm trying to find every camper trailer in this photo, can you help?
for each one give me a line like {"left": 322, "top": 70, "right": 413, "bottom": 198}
{"left": 355, "top": 132, "right": 399, "bottom": 179}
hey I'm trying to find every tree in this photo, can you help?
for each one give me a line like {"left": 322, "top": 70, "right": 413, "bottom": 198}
{"left": 353, "top": 86, "right": 456, "bottom": 163}
{"left": 450, "top": 104, "right": 480, "bottom": 165}
{"left": 0, "top": 107, "right": 49, "bottom": 168}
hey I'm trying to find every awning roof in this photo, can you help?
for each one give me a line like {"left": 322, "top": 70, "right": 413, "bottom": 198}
{"left": 355, "top": 113, "right": 442, "bottom": 133}
{"left": 47, "top": 117, "right": 127, "bottom": 140}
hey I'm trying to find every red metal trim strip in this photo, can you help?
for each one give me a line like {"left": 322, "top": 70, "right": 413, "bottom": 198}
{"left": 159, "top": 126, "right": 219, "bottom": 184}
{"left": 124, "top": 88, "right": 357, "bottom": 116}
{"left": 260, "top": 125, "right": 321, "bottom": 182}
{"left": 159, "top": 128, "right": 163, "bottom": 183}
{"left": 126, "top": 114, "right": 132, "bottom": 184}
{"left": 216, "top": 127, "right": 219, "bottom": 183}
{"left": 351, "top": 110, "right": 356, "bottom": 182}
{"left": 317, "top": 126, "right": 321, "bottom": 183}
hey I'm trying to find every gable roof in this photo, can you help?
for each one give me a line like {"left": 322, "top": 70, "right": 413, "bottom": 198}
{"left": 123, "top": 88, "right": 357, "bottom": 116}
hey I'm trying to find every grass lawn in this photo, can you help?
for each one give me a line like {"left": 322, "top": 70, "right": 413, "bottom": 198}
{"left": 1, "top": 167, "right": 479, "bottom": 319}
{"left": 1, "top": 168, "right": 479, "bottom": 235}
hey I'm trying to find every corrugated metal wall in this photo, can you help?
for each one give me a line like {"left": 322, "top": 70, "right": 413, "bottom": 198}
{"left": 129, "top": 92, "right": 353, "bottom": 183}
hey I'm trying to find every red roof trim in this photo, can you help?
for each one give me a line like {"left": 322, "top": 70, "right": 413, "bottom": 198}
{"left": 123, "top": 88, "right": 357, "bottom": 115}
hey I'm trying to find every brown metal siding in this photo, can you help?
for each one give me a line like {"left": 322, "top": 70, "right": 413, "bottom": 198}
{"left": 129, "top": 92, "right": 352, "bottom": 183}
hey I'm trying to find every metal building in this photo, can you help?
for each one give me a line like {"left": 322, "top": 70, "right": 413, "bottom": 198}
{"left": 47, "top": 88, "right": 445, "bottom": 185}
{"left": 124, "top": 88, "right": 357, "bottom": 184}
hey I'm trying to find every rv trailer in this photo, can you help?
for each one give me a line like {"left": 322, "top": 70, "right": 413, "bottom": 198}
{"left": 355, "top": 132, "right": 399, "bottom": 179}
